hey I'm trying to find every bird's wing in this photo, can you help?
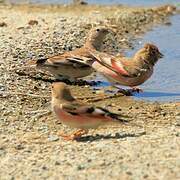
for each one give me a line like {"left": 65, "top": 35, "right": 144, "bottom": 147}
{"left": 120, "top": 59, "right": 150, "bottom": 78}
{"left": 61, "top": 103, "right": 127, "bottom": 123}
{"left": 88, "top": 49, "right": 130, "bottom": 77}
{"left": 61, "top": 103, "right": 104, "bottom": 116}
{"left": 38, "top": 54, "right": 92, "bottom": 68}
{"left": 91, "top": 50, "right": 149, "bottom": 78}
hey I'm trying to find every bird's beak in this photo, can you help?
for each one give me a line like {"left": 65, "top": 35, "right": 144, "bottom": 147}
{"left": 158, "top": 52, "right": 164, "bottom": 58}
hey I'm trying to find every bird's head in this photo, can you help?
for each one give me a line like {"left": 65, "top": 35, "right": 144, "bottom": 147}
{"left": 135, "top": 43, "right": 164, "bottom": 65}
{"left": 51, "top": 82, "right": 75, "bottom": 101}
{"left": 85, "top": 26, "right": 115, "bottom": 50}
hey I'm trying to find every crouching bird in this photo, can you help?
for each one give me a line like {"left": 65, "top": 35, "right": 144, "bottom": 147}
{"left": 28, "top": 26, "right": 113, "bottom": 81}
{"left": 51, "top": 82, "right": 128, "bottom": 140}
{"left": 88, "top": 43, "right": 164, "bottom": 95}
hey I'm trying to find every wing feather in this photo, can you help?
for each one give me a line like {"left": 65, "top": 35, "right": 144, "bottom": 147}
{"left": 89, "top": 49, "right": 131, "bottom": 77}
{"left": 37, "top": 55, "right": 91, "bottom": 68}
{"left": 61, "top": 103, "right": 127, "bottom": 123}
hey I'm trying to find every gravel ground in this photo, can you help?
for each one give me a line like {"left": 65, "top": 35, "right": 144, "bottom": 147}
{"left": 0, "top": 3, "right": 179, "bottom": 180}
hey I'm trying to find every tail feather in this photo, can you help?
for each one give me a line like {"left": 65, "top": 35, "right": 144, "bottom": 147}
{"left": 27, "top": 58, "right": 48, "bottom": 65}
{"left": 36, "top": 58, "right": 48, "bottom": 65}
{"left": 97, "top": 107, "right": 129, "bottom": 123}
{"left": 108, "top": 112, "right": 129, "bottom": 123}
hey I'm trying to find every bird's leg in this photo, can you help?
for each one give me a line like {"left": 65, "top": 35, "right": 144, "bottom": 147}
{"left": 130, "top": 86, "right": 143, "bottom": 93}
{"left": 117, "top": 88, "right": 133, "bottom": 96}
{"left": 114, "top": 84, "right": 143, "bottom": 96}
{"left": 113, "top": 85, "right": 133, "bottom": 96}
{"left": 59, "top": 129, "right": 88, "bottom": 140}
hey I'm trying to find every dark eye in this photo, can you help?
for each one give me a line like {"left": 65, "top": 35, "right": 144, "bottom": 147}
{"left": 96, "top": 28, "right": 100, "bottom": 32}
{"left": 153, "top": 49, "right": 157, "bottom": 53}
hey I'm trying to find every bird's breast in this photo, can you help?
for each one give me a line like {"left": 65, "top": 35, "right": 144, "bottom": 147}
{"left": 105, "top": 68, "right": 153, "bottom": 86}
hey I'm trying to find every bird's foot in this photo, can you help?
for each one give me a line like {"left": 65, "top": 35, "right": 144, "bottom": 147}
{"left": 117, "top": 88, "right": 133, "bottom": 96}
{"left": 117, "top": 87, "right": 143, "bottom": 96}
{"left": 59, "top": 129, "right": 88, "bottom": 141}
{"left": 113, "top": 85, "right": 133, "bottom": 96}
{"left": 72, "top": 129, "right": 88, "bottom": 140}
{"left": 130, "top": 87, "right": 143, "bottom": 93}
{"left": 58, "top": 133, "right": 74, "bottom": 141}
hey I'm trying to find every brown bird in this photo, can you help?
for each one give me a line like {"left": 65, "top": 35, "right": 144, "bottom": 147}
{"left": 51, "top": 82, "right": 127, "bottom": 140}
{"left": 88, "top": 43, "right": 164, "bottom": 94}
{"left": 29, "top": 26, "right": 113, "bottom": 81}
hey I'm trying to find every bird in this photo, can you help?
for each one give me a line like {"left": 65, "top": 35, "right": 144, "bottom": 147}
{"left": 88, "top": 43, "right": 164, "bottom": 95}
{"left": 51, "top": 82, "right": 128, "bottom": 140}
{"left": 28, "top": 26, "right": 113, "bottom": 81}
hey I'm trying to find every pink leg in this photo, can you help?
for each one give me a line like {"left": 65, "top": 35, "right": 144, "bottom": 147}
{"left": 59, "top": 129, "right": 88, "bottom": 141}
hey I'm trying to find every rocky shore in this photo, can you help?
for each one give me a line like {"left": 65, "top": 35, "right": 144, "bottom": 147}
{"left": 0, "top": 3, "right": 179, "bottom": 180}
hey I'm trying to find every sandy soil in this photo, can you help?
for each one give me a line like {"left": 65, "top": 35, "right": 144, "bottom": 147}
{"left": 0, "top": 3, "right": 180, "bottom": 180}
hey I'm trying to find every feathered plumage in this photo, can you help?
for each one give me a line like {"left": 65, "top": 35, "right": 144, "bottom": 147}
{"left": 51, "top": 82, "right": 127, "bottom": 140}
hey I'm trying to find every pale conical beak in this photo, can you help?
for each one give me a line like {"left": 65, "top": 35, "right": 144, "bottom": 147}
{"left": 159, "top": 52, "right": 164, "bottom": 58}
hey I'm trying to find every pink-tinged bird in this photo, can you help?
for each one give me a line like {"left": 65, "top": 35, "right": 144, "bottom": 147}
{"left": 88, "top": 43, "right": 164, "bottom": 94}
{"left": 29, "top": 26, "right": 113, "bottom": 81}
{"left": 51, "top": 82, "right": 127, "bottom": 140}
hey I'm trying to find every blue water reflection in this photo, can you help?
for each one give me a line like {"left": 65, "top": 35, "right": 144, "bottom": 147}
{"left": 135, "top": 91, "right": 180, "bottom": 101}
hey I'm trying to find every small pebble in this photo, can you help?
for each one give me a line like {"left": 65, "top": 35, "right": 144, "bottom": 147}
{"left": 28, "top": 20, "right": 38, "bottom": 26}
{"left": 55, "top": 161, "right": 61, "bottom": 165}
{"left": 77, "top": 165, "right": 85, "bottom": 170}
{"left": 15, "top": 144, "right": 24, "bottom": 150}
{"left": 0, "top": 22, "right": 7, "bottom": 27}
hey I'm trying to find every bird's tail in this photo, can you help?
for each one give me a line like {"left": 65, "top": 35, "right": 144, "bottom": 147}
{"left": 36, "top": 58, "right": 48, "bottom": 64}
{"left": 108, "top": 112, "right": 130, "bottom": 123}
{"left": 97, "top": 107, "right": 130, "bottom": 124}
{"left": 108, "top": 112, "right": 144, "bottom": 128}
{"left": 27, "top": 58, "right": 48, "bottom": 66}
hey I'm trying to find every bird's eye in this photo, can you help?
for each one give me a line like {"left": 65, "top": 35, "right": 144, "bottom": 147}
{"left": 152, "top": 49, "right": 157, "bottom": 53}
{"left": 96, "top": 28, "right": 100, "bottom": 32}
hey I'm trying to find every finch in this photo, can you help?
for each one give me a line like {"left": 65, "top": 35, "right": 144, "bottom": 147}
{"left": 88, "top": 43, "right": 164, "bottom": 94}
{"left": 29, "top": 26, "right": 113, "bottom": 81}
{"left": 51, "top": 82, "right": 127, "bottom": 140}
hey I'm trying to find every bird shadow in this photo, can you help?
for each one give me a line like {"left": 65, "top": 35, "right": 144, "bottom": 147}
{"left": 75, "top": 131, "right": 146, "bottom": 142}
{"left": 15, "top": 70, "right": 102, "bottom": 86}
{"left": 92, "top": 81, "right": 180, "bottom": 99}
